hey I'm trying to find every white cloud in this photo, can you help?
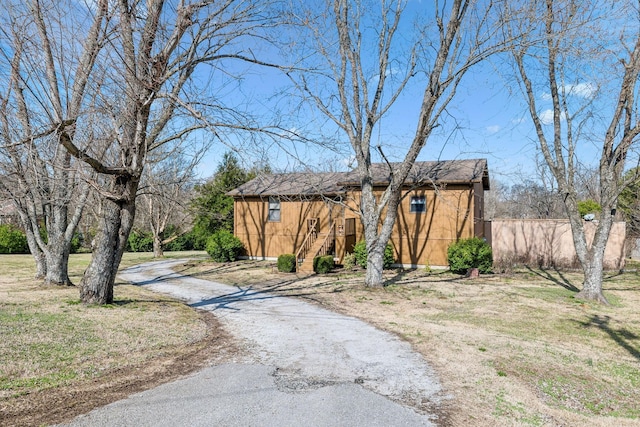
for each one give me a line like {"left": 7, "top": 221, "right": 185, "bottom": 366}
{"left": 540, "top": 83, "right": 596, "bottom": 101}
{"left": 566, "top": 82, "right": 596, "bottom": 98}
{"left": 539, "top": 109, "right": 566, "bottom": 125}
{"left": 485, "top": 125, "right": 501, "bottom": 134}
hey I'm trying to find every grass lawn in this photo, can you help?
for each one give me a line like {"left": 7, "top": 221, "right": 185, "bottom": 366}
{"left": 1, "top": 252, "right": 639, "bottom": 426}
{"left": 0, "top": 251, "right": 232, "bottom": 427}
{"left": 179, "top": 259, "right": 640, "bottom": 427}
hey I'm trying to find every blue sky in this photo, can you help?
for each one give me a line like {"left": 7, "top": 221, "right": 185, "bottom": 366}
{"left": 193, "top": 0, "right": 628, "bottom": 188}
{"left": 195, "top": 54, "right": 547, "bottom": 186}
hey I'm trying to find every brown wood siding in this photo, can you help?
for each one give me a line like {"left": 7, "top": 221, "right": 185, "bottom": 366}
{"left": 473, "top": 182, "right": 485, "bottom": 238}
{"left": 394, "top": 186, "right": 476, "bottom": 266}
{"left": 234, "top": 196, "right": 334, "bottom": 258}
{"left": 234, "top": 184, "right": 478, "bottom": 266}
{"left": 340, "top": 185, "right": 476, "bottom": 266}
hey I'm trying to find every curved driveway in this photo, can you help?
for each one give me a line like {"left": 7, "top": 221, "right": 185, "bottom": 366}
{"left": 60, "top": 260, "right": 442, "bottom": 427}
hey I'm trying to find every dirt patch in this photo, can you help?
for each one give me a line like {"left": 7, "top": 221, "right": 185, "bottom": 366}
{"left": 0, "top": 310, "right": 240, "bottom": 427}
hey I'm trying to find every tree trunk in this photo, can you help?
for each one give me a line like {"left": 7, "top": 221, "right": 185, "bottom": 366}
{"left": 24, "top": 229, "right": 46, "bottom": 279}
{"left": 80, "top": 178, "right": 137, "bottom": 304}
{"left": 43, "top": 237, "right": 72, "bottom": 286}
{"left": 153, "top": 234, "right": 164, "bottom": 258}
{"left": 33, "top": 252, "right": 47, "bottom": 279}
{"left": 365, "top": 243, "right": 384, "bottom": 287}
{"left": 576, "top": 258, "right": 608, "bottom": 304}
{"left": 573, "top": 212, "right": 613, "bottom": 305}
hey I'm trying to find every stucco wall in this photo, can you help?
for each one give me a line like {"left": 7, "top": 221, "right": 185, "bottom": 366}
{"left": 489, "top": 219, "right": 626, "bottom": 269}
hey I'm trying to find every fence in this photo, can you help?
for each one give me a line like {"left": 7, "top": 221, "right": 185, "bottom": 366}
{"left": 487, "top": 219, "right": 626, "bottom": 270}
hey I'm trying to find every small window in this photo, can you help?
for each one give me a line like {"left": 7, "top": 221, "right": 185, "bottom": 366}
{"left": 268, "top": 197, "right": 280, "bottom": 221}
{"left": 410, "top": 196, "right": 426, "bottom": 213}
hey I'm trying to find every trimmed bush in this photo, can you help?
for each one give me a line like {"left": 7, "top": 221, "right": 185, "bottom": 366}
{"left": 313, "top": 255, "right": 334, "bottom": 274}
{"left": 342, "top": 252, "right": 356, "bottom": 270}
{"left": 353, "top": 240, "right": 395, "bottom": 269}
{"left": 0, "top": 224, "right": 29, "bottom": 254}
{"left": 127, "top": 230, "right": 153, "bottom": 252}
{"left": 277, "top": 254, "right": 297, "bottom": 273}
{"left": 206, "top": 230, "right": 244, "bottom": 262}
{"left": 447, "top": 237, "right": 493, "bottom": 274}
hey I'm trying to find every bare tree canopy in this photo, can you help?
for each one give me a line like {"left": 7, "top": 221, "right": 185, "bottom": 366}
{"left": 283, "top": 0, "right": 506, "bottom": 286}
{"left": 0, "top": 0, "right": 95, "bottom": 285}
{"left": 136, "top": 148, "right": 200, "bottom": 258}
{"left": 0, "top": 0, "right": 281, "bottom": 304}
{"left": 504, "top": 0, "right": 640, "bottom": 303}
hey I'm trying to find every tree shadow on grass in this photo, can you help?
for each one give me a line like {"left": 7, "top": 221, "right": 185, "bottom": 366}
{"left": 573, "top": 315, "right": 640, "bottom": 362}
{"left": 189, "top": 277, "right": 349, "bottom": 313}
{"left": 172, "top": 260, "right": 273, "bottom": 280}
{"left": 382, "top": 268, "right": 461, "bottom": 287}
{"left": 524, "top": 265, "right": 580, "bottom": 292}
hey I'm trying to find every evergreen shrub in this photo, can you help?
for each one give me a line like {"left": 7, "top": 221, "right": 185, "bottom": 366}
{"left": 206, "top": 230, "right": 244, "bottom": 262}
{"left": 342, "top": 253, "right": 356, "bottom": 270}
{"left": 277, "top": 254, "right": 296, "bottom": 272}
{"left": 313, "top": 255, "right": 334, "bottom": 274}
{"left": 353, "top": 240, "right": 395, "bottom": 269}
{"left": 447, "top": 237, "right": 493, "bottom": 274}
{"left": 127, "top": 230, "right": 153, "bottom": 252}
{"left": 0, "top": 224, "right": 28, "bottom": 254}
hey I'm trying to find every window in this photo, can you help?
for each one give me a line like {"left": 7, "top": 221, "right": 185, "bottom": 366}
{"left": 410, "top": 196, "right": 426, "bottom": 213}
{"left": 268, "top": 197, "right": 280, "bottom": 221}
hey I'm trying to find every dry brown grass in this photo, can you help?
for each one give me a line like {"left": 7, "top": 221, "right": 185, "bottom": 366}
{"left": 0, "top": 252, "right": 237, "bottom": 427}
{"left": 2, "top": 253, "right": 639, "bottom": 426}
{"left": 178, "top": 259, "right": 640, "bottom": 427}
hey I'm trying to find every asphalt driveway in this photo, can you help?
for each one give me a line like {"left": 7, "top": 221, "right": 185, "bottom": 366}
{"left": 58, "top": 259, "right": 443, "bottom": 427}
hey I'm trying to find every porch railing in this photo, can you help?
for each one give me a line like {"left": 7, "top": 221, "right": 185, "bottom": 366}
{"left": 295, "top": 221, "right": 318, "bottom": 264}
{"left": 295, "top": 221, "right": 336, "bottom": 265}
{"left": 315, "top": 222, "right": 336, "bottom": 258}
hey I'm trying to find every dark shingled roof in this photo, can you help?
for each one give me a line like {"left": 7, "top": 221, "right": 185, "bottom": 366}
{"left": 227, "top": 159, "right": 489, "bottom": 197}
{"left": 227, "top": 171, "right": 346, "bottom": 197}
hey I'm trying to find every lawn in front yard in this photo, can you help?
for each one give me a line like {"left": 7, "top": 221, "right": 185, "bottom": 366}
{"left": 0, "top": 251, "right": 234, "bottom": 427}
{"left": 2, "top": 252, "right": 639, "bottom": 427}
{"left": 180, "top": 260, "right": 640, "bottom": 427}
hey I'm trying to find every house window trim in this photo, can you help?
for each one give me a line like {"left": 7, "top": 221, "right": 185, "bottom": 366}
{"left": 410, "top": 195, "right": 426, "bottom": 213}
{"left": 268, "top": 196, "right": 281, "bottom": 222}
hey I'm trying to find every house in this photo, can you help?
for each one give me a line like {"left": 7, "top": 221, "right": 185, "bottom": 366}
{"left": 227, "top": 159, "right": 490, "bottom": 271}
{"left": 0, "top": 200, "right": 20, "bottom": 226}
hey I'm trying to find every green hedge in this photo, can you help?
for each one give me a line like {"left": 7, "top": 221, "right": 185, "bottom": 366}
{"left": 277, "top": 254, "right": 297, "bottom": 272}
{"left": 206, "top": 230, "right": 244, "bottom": 262}
{"left": 353, "top": 240, "right": 395, "bottom": 269}
{"left": 447, "top": 237, "right": 493, "bottom": 274}
{"left": 126, "top": 230, "right": 154, "bottom": 252}
{"left": 0, "top": 224, "right": 28, "bottom": 254}
{"left": 313, "top": 255, "right": 334, "bottom": 274}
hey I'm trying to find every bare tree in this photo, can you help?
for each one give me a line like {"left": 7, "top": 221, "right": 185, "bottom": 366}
{"left": 51, "top": 0, "right": 277, "bottom": 304}
{"left": 506, "top": 0, "right": 640, "bottom": 303}
{"left": 136, "top": 151, "right": 198, "bottom": 258}
{"left": 1, "top": 0, "right": 280, "bottom": 302}
{"left": 0, "top": 0, "right": 100, "bottom": 285}
{"left": 285, "top": 0, "right": 505, "bottom": 286}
